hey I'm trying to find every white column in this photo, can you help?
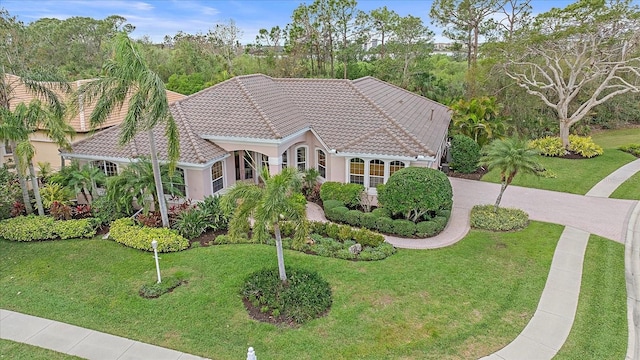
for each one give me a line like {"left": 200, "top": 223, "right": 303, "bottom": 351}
{"left": 268, "top": 155, "right": 281, "bottom": 176}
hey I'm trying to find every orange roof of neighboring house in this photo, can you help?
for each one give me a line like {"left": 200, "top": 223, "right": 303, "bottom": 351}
{"left": 65, "top": 74, "right": 451, "bottom": 164}
{"left": 3, "top": 74, "right": 185, "bottom": 133}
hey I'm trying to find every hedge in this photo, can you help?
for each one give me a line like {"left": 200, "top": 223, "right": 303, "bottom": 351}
{"left": 470, "top": 205, "right": 529, "bottom": 231}
{"left": 450, "top": 135, "right": 481, "bottom": 173}
{"left": 392, "top": 219, "right": 416, "bottom": 237}
{"left": 0, "top": 215, "right": 96, "bottom": 241}
{"left": 319, "top": 182, "right": 364, "bottom": 207}
{"left": 109, "top": 218, "right": 189, "bottom": 252}
{"left": 323, "top": 199, "right": 344, "bottom": 211}
{"left": 416, "top": 221, "right": 440, "bottom": 238}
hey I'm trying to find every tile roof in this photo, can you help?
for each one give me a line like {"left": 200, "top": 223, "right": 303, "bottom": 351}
{"left": 3, "top": 74, "right": 185, "bottom": 133}
{"left": 66, "top": 74, "right": 451, "bottom": 164}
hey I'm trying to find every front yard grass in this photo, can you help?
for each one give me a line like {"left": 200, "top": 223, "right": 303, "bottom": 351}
{"left": 0, "top": 222, "right": 561, "bottom": 359}
{"left": 481, "top": 128, "right": 640, "bottom": 194}
{"left": 555, "top": 235, "right": 627, "bottom": 359}
{"left": 610, "top": 171, "right": 640, "bottom": 200}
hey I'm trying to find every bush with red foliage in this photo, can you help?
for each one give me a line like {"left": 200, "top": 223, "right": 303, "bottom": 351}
{"left": 10, "top": 202, "right": 25, "bottom": 217}
{"left": 50, "top": 201, "right": 72, "bottom": 220}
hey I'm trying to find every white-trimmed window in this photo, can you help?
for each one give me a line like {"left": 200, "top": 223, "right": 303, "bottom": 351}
{"left": 211, "top": 161, "right": 224, "bottom": 193}
{"left": 164, "top": 167, "right": 186, "bottom": 196}
{"left": 281, "top": 150, "right": 288, "bottom": 169}
{"left": 389, "top": 160, "right": 405, "bottom": 178}
{"left": 92, "top": 160, "right": 117, "bottom": 177}
{"left": 316, "top": 149, "right": 326, "bottom": 178}
{"left": 296, "top": 146, "right": 307, "bottom": 171}
{"left": 349, "top": 158, "right": 365, "bottom": 185}
{"left": 369, "top": 159, "right": 384, "bottom": 188}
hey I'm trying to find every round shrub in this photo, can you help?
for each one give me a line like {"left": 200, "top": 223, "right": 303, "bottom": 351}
{"left": 436, "top": 209, "right": 451, "bottom": 218}
{"left": 361, "top": 212, "right": 378, "bottom": 230}
{"left": 371, "top": 208, "right": 390, "bottom": 218}
{"left": 352, "top": 228, "right": 385, "bottom": 247}
{"left": 322, "top": 199, "right": 344, "bottom": 211}
{"left": 433, "top": 216, "right": 449, "bottom": 231}
{"left": 377, "top": 167, "right": 453, "bottom": 223}
{"left": 392, "top": 219, "right": 416, "bottom": 237}
{"left": 319, "top": 182, "right": 364, "bottom": 207}
{"left": 344, "top": 210, "right": 363, "bottom": 226}
{"left": 450, "top": 135, "right": 481, "bottom": 173}
{"left": 241, "top": 267, "right": 332, "bottom": 324}
{"left": 470, "top": 205, "right": 529, "bottom": 231}
{"left": 109, "top": 218, "right": 189, "bottom": 252}
{"left": 416, "top": 221, "right": 440, "bottom": 238}
{"left": 326, "top": 206, "right": 349, "bottom": 223}
{"left": 375, "top": 216, "right": 394, "bottom": 233}
{"left": 568, "top": 135, "right": 603, "bottom": 158}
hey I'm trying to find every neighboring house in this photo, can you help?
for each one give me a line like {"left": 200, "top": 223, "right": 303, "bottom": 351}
{"left": 0, "top": 74, "right": 185, "bottom": 170}
{"left": 62, "top": 74, "right": 451, "bottom": 201}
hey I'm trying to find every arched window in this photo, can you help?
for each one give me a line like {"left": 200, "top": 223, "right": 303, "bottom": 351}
{"left": 316, "top": 149, "right": 326, "bottom": 178}
{"left": 349, "top": 158, "right": 365, "bottom": 185}
{"left": 91, "top": 160, "right": 117, "bottom": 177}
{"left": 164, "top": 168, "right": 186, "bottom": 196}
{"left": 389, "top": 160, "right": 405, "bottom": 178}
{"left": 211, "top": 161, "right": 224, "bottom": 193}
{"left": 369, "top": 159, "right": 384, "bottom": 188}
{"left": 296, "top": 146, "right": 307, "bottom": 171}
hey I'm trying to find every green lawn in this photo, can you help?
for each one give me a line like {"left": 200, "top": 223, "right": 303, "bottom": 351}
{"left": 611, "top": 171, "right": 640, "bottom": 200}
{"left": 0, "top": 223, "right": 561, "bottom": 360}
{"left": 0, "top": 339, "right": 82, "bottom": 359}
{"left": 481, "top": 128, "right": 640, "bottom": 194}
{"left": 555, "top": 235, "right": 627, "bottom": 359}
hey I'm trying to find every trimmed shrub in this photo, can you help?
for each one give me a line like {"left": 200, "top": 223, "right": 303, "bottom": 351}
{"left": 0, "top": 215, "right": 57, "bottom": 241}
{"left": 377, "top": 167, "right": 453, "bottom": 223}
{"left": 361, "top": 212, "right": 378, "bottom": 230}
{"left": 326, "top": 206, "right": 349, "bottom": 223}
{"left": 109, "top": 218, "right": 189, "bottom": 252}
{"left": 375, "top": 216, "right": 394, "bottom": 234}
{"left": 54, "top": 218, "right": 96, "bottom": 239}
{"left": 309, "top": 221, "right": 326, "bottom": 235}
{"left": 450, "top": 135, "right": 481, "bottom": 173}
{"left": 436, "top": 209, "right": 451, "bottom": 218}
{"left": 392, "top": 219, "right": 416, "bottom": 237}
{"left": 568, "top": 135, "right": 603, "bottom": 158}
{"left": 324, "top": 223, "right": 341, "bottom": 240}
{"left": 319, "top": 181, "right": 364, "bottom": 207}
{"left": 371, "top": 208, "right": 389, "bottom": 218}
{"left": 0, "top": 215, "right": 96, "bottom": 241}
{"left": 433, "top": 216, "right": 449, "bottom": 231}
{"left": 470, "top": 205, "right": 529, "bottom": 231}
{"left": 241, "top": 267, "right": 332, "bottom": 324}
{"left": 173, "top": 209, "right": 208, "bottom": 239}
{"left": 620, "top": 144, "right": 640, "bottom": 157}
{"left": 358, "top": 247, "right": 386, "bottom": 261}
{"left": 322, "top": 199, "right": 344, "bottom": 211}
{"left": 352, "top": 228, "right": 385, "bottom": 247}
{"left": 337, "top": 226, "right": 353, "bottom": 242}
{"left": 344, "top": 210, "right": 363, "bottom": 226}
{"left": 529, "top": 136, "right": 564, "bottom": 157}
{"left": 416, "top": 221, "right": 440, "bottom": 238}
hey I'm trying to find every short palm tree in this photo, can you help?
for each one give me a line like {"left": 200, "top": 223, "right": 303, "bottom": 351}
{"left": 76, "top": 32, "right": 179, "bottom": 227}
{"left": 480, "top": 138, "right": 540, "bottom": 210}
{"left": 223, "top": 167, "right": 307, "bottom": 282}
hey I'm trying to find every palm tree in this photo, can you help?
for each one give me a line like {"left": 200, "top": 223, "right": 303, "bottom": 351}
{"left": 67, "top": 163, "right": 106, "bottom": 205}
{"left": 451, "top": 96, "right": 507, "bottom": 147}
{"left": 0, "top": 100, "right": 73, "bottom": 215}
{"left": 480, "top": 138, "right": 540, "bottom": 210}
{"left": 0, "top": 70, "right": 71, "bottom": 214}
{"left": 76, "top": 32, "right": 179, "bottom": 227}
{"left": 223, "top": 167, "right": 307, "bottom": 282}
{"left": 106, "top": 157, "right": 184, "bottom": 216}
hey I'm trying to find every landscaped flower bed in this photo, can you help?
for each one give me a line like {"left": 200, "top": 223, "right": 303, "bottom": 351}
{"left": 0, "top": 215, "right": 96, "bottom": 241}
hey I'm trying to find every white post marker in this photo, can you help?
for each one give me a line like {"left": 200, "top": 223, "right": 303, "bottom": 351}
{"left": 247, "top": 347, "right": 257, "bottom": 360}
{"left": 151, "top": 240, "right": 161, "bottom": 284}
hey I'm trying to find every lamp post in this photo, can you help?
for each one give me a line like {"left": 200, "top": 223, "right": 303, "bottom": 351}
{"left": 151, "top": 240, "right": 161, "bottom": 284}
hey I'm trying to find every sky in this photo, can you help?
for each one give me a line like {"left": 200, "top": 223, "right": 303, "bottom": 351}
{"left": 1, "top": 0, "right": 577, "bottom": 44}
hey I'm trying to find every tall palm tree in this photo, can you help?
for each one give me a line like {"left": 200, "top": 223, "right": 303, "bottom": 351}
{"left": 0, "top": 100, "right": 73, "bottom": 215}
{"left": 0, "top": 70, "right": 71, "bottom": 214}
{"left": 76, "top": 32, "right": 179, "bottom": 227}
{"left": 224, "top": 167, "right": 307, "bottom": 282}
{"left": 480, "top": 138, "right": 540, "bottom": 210}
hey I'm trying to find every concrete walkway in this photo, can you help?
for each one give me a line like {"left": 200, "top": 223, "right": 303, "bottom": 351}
{"left": 0, "top": 309, "right": 207, "bottom": 360}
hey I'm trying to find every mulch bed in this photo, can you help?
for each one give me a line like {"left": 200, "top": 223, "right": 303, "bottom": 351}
{"left": 242, "top": 298, "right": 299, "bottom": 327}
{"left": 446, "top": 167, "right": 488, "bottom": 181}
{"left": 559, "top": 151, "right": 589, "bottom": 160}
{"left": 190, "top": 229, "right": 225, "bottom": 247}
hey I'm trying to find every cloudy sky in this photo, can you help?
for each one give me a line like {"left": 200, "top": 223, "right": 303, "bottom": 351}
{"left": 2, "top": 0, "right": 575, "bottom": 44}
